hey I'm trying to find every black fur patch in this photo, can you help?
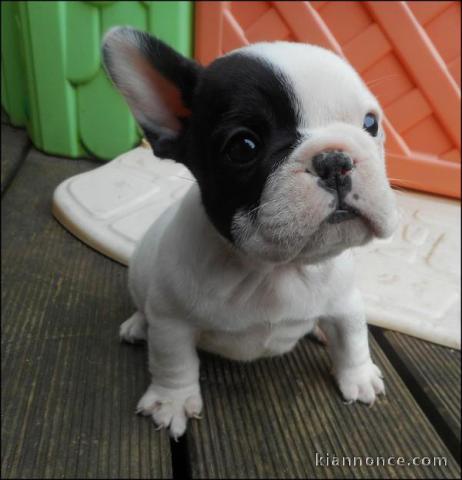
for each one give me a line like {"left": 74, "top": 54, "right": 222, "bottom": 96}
{"left": 103, "top": 31, "right": 301, "bottom": 243}
{"left": 182, "top": 53, "right": 301, "bottom": 242}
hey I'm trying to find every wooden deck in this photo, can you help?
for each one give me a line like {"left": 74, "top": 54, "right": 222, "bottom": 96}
{"left": 1, "top": 118, "right": 460, "bottom": 479}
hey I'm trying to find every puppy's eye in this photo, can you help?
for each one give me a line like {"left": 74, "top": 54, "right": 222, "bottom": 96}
{"left": 363, "top": 113, "right": 378, "bottom": 137}
{"left": 225, "top": 130, "right": 260, "bottom": 165}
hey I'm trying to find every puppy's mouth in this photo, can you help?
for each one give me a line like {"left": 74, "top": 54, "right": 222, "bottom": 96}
{"left": 327, "top": 202, "right": 358, "bottom": 224}
{"left": 326, "top": 200, "right": 380, "bottom": 239}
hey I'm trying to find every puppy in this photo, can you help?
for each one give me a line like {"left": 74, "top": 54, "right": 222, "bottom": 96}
{"left": 102, "top": 27, "right": 398, "bottom": 439}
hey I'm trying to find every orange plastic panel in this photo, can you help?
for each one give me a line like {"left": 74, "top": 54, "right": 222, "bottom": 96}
{"left": 195, "top": 1, "right": 461, "bottom": 198}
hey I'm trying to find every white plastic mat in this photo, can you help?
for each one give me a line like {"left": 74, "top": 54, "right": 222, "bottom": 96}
{"left": 53, "top": 146, "right": 461, "bottom": 349}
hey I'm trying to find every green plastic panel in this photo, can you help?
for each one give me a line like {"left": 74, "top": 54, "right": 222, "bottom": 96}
{"left": 1, "top": 1, "right": 193, "bottom": 160}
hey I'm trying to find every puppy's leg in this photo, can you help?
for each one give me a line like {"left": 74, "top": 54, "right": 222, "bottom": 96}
{"left": 320, "top": 290, "right": 384, "bottom": 406}
{"left": 120, "top": 311, "right": 147, "bottom": 344}
{"left": 136, "top": 312, "right": 202, "bottom": 440}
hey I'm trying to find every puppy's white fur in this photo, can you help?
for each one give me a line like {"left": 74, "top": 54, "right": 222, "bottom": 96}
{"left": 119, "top": 42, "right": 398, "bottom": 439}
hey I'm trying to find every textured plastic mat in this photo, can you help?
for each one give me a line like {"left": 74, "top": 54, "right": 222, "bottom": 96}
{"left": 53, "top": 146, "right": 461, "bottom": 349}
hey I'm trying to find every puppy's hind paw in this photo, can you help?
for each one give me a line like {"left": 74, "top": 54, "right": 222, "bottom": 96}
{"left": 308, "top": 325, "right": 328, "bottom": 345}
{"left": 136, "top": 383, "right": 203, "bottom": 439}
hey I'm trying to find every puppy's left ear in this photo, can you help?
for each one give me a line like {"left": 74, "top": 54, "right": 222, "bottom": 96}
{"left": 102, "top": 26, "right": 202, "bottom": 160}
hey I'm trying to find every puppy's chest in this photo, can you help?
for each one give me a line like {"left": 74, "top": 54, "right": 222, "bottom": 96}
{"left": 197, "top": 270, "right": 328, "bottom": 360}
{"left": 199, "top": 265, "right": 330, "bottom": 329}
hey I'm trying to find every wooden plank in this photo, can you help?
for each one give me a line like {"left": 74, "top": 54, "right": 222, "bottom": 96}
{"left": 187, "top": 334, "right": 460, "bottom": 478}
{"left": 1, "top": 149, "right": 172, "bottom": 479}
{"left": 379, "top": 331, "right": 461, "bottom": 448}
{"left": 1, "top": 124, "right": 30, "bottom": 194}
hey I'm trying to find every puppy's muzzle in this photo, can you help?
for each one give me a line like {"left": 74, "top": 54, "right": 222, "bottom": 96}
{"left": 311, "top": 151, "right": 357, "bottom": 223}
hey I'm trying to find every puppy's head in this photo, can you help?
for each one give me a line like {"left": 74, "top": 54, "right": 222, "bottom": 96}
{"left": 102, "top": 28, "right": 398, "bottom": 264}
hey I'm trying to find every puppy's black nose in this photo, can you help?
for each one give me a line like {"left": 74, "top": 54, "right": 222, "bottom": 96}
{"left": 312, "top": 151, "right": 353, "bottom": 194}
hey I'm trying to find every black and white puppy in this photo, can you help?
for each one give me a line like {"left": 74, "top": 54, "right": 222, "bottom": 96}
{"left": 102, "top": 27, "right": 398, "bottom": 439}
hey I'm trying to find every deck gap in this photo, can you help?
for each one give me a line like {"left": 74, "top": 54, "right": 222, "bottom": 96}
{"left": 170, "top": 434, "right": 192, "bottom": 480}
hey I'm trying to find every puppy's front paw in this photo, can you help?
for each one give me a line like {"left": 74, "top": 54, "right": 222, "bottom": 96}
{"left": 334, "top": 362, "right": 385, "bottom": 406}
{"left": 136, "top": 383, "right": 203, "bottom": 440}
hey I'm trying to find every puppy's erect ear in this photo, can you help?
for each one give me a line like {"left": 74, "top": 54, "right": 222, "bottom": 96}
{"left": 102, "top": 26, "right": 202, "bottom": 160}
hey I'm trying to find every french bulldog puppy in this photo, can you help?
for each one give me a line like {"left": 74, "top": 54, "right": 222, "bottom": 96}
{"left": 102, "top": 27, "right": 398, "bottom": 440}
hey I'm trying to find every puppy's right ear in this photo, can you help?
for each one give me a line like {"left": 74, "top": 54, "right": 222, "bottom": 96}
{"left": 102, "top": 26, "right": 202, "bottom": 161}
